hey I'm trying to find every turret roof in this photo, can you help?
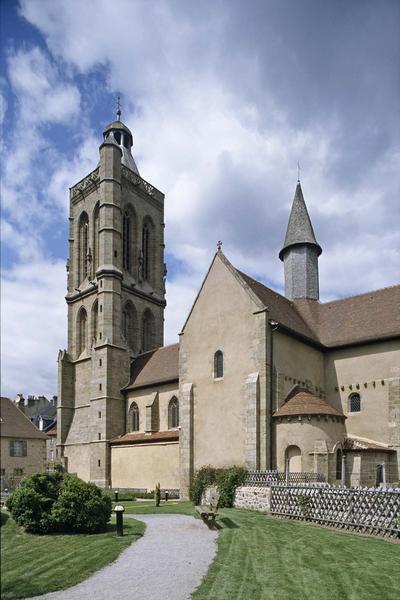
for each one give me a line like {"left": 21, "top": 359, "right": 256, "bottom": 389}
{"left": 279, "top": 182, "right": 322, "bottom": 260}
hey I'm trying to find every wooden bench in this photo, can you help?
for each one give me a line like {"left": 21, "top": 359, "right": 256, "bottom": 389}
{"left": 195, "top": 489, "right": 220, "bottom": 523}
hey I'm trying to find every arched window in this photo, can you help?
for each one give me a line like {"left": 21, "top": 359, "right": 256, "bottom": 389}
{"left": 123, "top": 209, "right": 131, "bottom": 271}
{"left": 141, "top": 309, "right": 155, "bottom": 352}
{"left": 336, "top": 448, "right": 342, "bottom": 480}
{"left": 349, "top": 393, "right": 361, "bottom": 413}
{"left": 93, "top": 203, "right": 99, "bottom": 275}
{"left": 78, "top": 212, "right": 89, "bottom": 283}
{"left": 168, "top": 397, "right": 179, "bottom": 428}
{"left": 214, "top": 350, "right": 223, "bottom": 378}
{"left": 142, "top": 222, "right": 150, "bottom": 281}
{"left": 122, "top": 301, "right": 138, "bottom": 352}
{"left": 91, "top": 300, "right": 98, "bottom": 345}
{"left": 129, "top": 402, "right": 139, "bottom": 432}
{"left": 285, "top": 445, "right": 301, "bottom": 473}
{"left": 77, "top": 308, "right": 87, "bottom": 356}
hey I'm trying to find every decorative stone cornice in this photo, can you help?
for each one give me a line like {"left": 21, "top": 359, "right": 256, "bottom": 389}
{"left": 70, "top": 168, "right": 100, "bottom": 201}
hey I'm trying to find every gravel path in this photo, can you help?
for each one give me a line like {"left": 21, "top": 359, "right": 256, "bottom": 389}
{"left": 28, "top": 514, "right": 218, "bottom": 600}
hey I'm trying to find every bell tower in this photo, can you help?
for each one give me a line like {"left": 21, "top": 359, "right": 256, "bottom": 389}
{"left": 57, "top": 106, "right": 166, "bottom": 486}
{"left": 279, "top": 182, "right": 322, "bottom": 301}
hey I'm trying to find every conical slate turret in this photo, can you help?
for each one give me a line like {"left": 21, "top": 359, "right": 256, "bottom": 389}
{"left": 279, "top": 182, "right": 322, "bottom": 260}
{"left": 279, "top": 183, "right": 322, "bottom": 301}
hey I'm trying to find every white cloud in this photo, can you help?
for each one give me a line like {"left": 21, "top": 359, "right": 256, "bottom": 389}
{"left": 1, "top": 0, "right": 398, "bottom": 397}
{"left": 1, "top": 258, "right": 66, "bottom": 398}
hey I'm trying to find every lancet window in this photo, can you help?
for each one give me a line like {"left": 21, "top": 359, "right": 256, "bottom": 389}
{"left": 78, "top": 212, "right": 89, "bottom": 283}
{"left": 214, "top": 350, "right": 223, "bottom": 379}
{"left": 129, "top": 402, "right": 139, "bottom": 432}
{"left": 141, "top": 309, "right": 155, "bottom": 352}
{"left": 122, "top": 301, "right": 138, "bottom": 352}
{"left": 77, "top": 308, "right": 87, "bottom": 356}
{"left": 168, "top": 397, "right": 179, "bottom": 429}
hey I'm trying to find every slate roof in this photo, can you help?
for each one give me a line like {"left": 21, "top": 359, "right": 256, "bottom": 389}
{"left": 344, "top": 437, "right": 395, "bottom": 453}
{"left": 0, "top": 397, "right": 47, "bottom": 439}
{"left": 238, "top": 270, "right": 400, "bottom": 349}
{"left": 273, "top": 387, "right": 345, "bottom": 418}
{"left": 110, "top": 430, "right": 179, "bottom": 445}
{"left": 279, "top": 182, "right": 322, "bottom": 260}
{"left": 123, "top": 344, "right": 179, "bottom": 391}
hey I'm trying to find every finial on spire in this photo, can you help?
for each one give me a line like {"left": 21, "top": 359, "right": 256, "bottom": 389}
{"left": 116, "top": 95, "right": 122, "bottom": 121}
{"left": 297, "top": 161, "right": 301, "bottom": 183}
{"left": 217, "top": 240, "right": 223, "bottom": 251}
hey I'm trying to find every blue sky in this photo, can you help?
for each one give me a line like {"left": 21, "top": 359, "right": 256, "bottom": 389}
{"left": 1, "top": 0, "right": 399, "bottom": 399}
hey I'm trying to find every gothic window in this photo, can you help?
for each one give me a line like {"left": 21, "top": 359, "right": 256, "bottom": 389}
{"left": 123, "top": 209, "right": 131, "bottom": 271}
{"left": 93, "top": 203, "right": 100, "bottom": 275}
{"left": 141, "top": 309, "right": 155, "bottom": 352}
{"left": 122, "top": 301, "right": 138, "bottom": 352}
{"left": 129, "top": 402, "right": 139, "bottom": 432}
{"left": 214, "top": 350, "right": 223, "bottom": 378}
{"left": 168, "top": 397, "right": 179, "bottom": 429}
{"left": 336, "top": 448, "right": 342, "bottom": 480}
{"left": 78, "top": 212, "right": 89, "bottom": 283}
{"left": 9, "top": 440, "right": 27, "bottom": 457}
{"left": 77, "top": 307, "right": 87, "bottom": 356}
{"left": 91, "top": 300, "right": 99, "bottom": 345}
{"left": 141, "top": 220, "right": 152, "bottom": 281}
{"left": 349, "top": 393, "right": 361, "bottom": 412}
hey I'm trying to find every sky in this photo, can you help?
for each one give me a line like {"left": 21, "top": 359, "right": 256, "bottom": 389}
{"left": 1, "top": 0, "right": 399, "bottom": 399}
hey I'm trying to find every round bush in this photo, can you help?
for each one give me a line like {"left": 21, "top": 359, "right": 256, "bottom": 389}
{"left": 6, "top": 472, "right": 112, "bottom": 534}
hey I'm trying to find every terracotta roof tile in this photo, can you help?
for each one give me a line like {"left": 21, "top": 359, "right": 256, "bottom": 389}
{"left": 344, "top": 437, "right": 395, "bottom": 453}
{"left": 238, "top": 269, "right": 400, "bottom": 348}
{"left": 273, "top": 386, "right": 345, "bottom": 418}
{"left": 123, "top": 344, "right": 179, "bottom": 391}
{"left": 110, "top": 430, "right": 179, "bottom": 445}
{"left": 0, "top": 397, "right": 47, "bottom": 439}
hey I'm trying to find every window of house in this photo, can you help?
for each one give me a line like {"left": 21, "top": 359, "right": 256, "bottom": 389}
{"left": 349, "top": 392, "right": 361, "bottom": 412}
{"left": 336, "top": 448, "right": 342, "bottom": 480}
{"left": 77, "top": 308, "right": 87, "bottom": 356}
{"left": 123, "top": 209, "right": 132, "bottom": 271}
{"left": 141, "top": 310, "right": 155, "bottom": 352}
{"left": 9, "top": 440, "right": 27, "bottom": 457}
{"left": 13, "top": 468, "right": 24, "bottom": 476}
{"left": 214, "top": 350, "right": 223, "bottom": 379}
{"left": 0, "top": 468, "right": 5, "bottom": 476}
{"left": 129, "top": 402, "right": 139, "bottom": 432}
{"left": 142, "top": 222, "right": 150, "bottom": 281}
{"left": 168, "top": 397, "right": 179, "bottom": 428}
{"left": 78, "top": 212, "right": 89, "bottom": 283}
{"left": 122, "top": 301, "right": 138, "bottom": 352}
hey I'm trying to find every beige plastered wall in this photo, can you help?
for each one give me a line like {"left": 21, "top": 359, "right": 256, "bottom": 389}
{"left": 111, "top": 442, "right": 179, "bottom": 490}
{"left": 126, "top": 381, "right": 179, "bottom": 432}
{"left": 274, "top": 417, "right": 345, "bottom": 473}
{"left": 324, "top": 340, "right": 400, "bottom": 443}
{"left": 180, "top": 255, "right": 265, "bottom": 472}
{"left": 1, "top": 437, "right": 47, "bottom": 477}
{"left": 274, "top": 332, "right": 325, "bottom": 406}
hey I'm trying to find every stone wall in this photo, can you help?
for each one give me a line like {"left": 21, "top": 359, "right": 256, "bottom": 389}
{"left": 233, "top": 485, "right": 272, "bottom": 513}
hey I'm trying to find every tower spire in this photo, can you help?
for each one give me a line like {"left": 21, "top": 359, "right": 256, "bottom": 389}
{"left": 279, "top": 182, "right": 322, "bottom": 301}
{"left": 116, "top": 95, "right": 121, "bottom": 121}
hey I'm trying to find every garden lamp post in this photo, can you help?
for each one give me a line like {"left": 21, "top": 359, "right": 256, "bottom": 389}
{"left": 114, "top": 505, "right": 125, "bottom": 536}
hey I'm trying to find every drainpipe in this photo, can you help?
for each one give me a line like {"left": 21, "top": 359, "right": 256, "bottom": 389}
{"left": 268, "top": 320, "right": 279, "bottom": 470}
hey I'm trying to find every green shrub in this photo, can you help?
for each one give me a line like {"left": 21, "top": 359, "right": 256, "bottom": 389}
{"left": 6, "top": 472, "right": 111, "bottom": 534}
{"left": 217, "top": 467, "right": 247, "bottom": 508}
{"left": 190, "top": 466, "right": 219, "bottom": 505}
{"left": 190, "top": 465, "right": 247, "bottom": 508}
{"left": 6, "top": 472, "right": 63, "bottom": 534}
{"left": 51, "top": 476, "right": 111, "bottom": 533}
{"left": 133, "top": 490, "right": 154, "bottom": 499}
{"left": 154, "top": 482, "right": 161, "bottom": 507}
{"left": 104, "top": 490, "right": 135, "bottom": 501}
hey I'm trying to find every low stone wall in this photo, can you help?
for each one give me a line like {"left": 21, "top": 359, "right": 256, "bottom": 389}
{"left": 233, "top": 485, "right": 272, "bottom": 513}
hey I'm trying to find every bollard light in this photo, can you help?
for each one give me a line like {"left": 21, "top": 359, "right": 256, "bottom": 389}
{"left": 114, "top": 504, "right": 125, "bottom": 536}
{"left": 114, "top": 490, "right": 119, "bottom": 503}
{"left": 165, "top": 490, "right": 169, "bottom": 502}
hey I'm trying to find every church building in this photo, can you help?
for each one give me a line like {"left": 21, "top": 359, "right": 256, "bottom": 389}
{"left": 57, "top": 114, "right": 400, "bottom": 496}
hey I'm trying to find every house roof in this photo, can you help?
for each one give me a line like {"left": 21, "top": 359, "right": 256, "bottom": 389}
{"left": 273, "top": 386, "right": 345, "bottom": 418}
{"left": 110, "top": 430, "right": 179, "bottom": 445}
{"left": 237, "top": 269, "right": 400, "bottom": 349}
{"left": 123, "top": 344, "right": 179, "bottom": 391}
{"left": 344, "top": 437, "right": 395, "bottom": 453}
{"left": 0, "top": 397, "right": 47, "bottom": 439}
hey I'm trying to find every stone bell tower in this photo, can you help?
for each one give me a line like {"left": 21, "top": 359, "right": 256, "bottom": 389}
{"left": 57, "top": 106, "right": 166, "bottom": 486}
{"left": 279, "top": 181, "right": 322, "bottom": 301}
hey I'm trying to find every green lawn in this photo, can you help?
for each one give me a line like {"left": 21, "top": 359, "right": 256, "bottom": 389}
{"left": 123, "top": 499, "right": 196, "bottom": 516}
{"left": 0, "top": 512, "right": 145, "bottom": 600}
{"left": 192, "top": 509, "right": 400, "bottom": 600}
